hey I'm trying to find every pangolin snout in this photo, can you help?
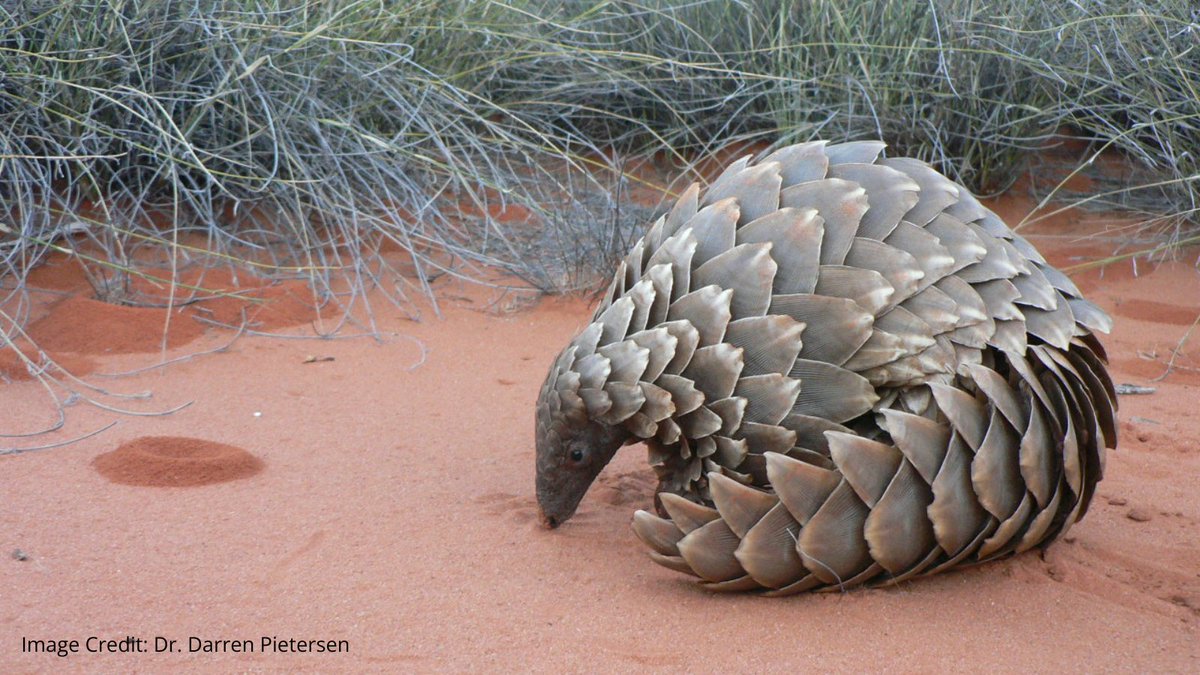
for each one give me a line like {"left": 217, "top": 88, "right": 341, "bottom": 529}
{"left": 539, "top": 509, "right": 560, "bottom": 529}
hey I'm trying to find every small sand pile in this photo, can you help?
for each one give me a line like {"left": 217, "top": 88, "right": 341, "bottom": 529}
{"left": 190, "top": 279, "right": 323, "bottom": 330}
{"left": 0, "top": 342, "right": 97, "bottom": 381}
{"left": 24, "top": 252, "right": 92, "bottom": 293}
{"left": 25, "top": 296, "right": 206, "bottom": 355}
{"left": 132, "top": 267, "right": 323, "bottom": 331}
{"left": 18, "top": 265, "right": 324, "bottom": 362}
{"left": 93, "top": 436, "right": 264, "bottom": 487}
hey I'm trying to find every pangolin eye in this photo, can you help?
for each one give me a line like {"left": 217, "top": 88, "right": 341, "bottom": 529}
{"left": 569, "top": 448, "right": 586, "bottom": 463}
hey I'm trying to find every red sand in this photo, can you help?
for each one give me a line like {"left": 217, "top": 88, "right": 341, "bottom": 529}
{"left": 26, "top": 296, "right": 205, "bottom": 355}
{"left": 18, "top": 260, "right": 324, "bottom": 361}
{"left": 2, "top": 202, "right": 1199, "bottom": 671}
{"left": 93, "top": 436, "right": 264, "bottom": 488}
{"left": 130, "top": 267, "right": 324, "bottom": 331}
{"left": 23, "top": 253, "right": 91, "bottom": 292}
{"left": 0, "top": 342, "right": 97, "bottom": 382}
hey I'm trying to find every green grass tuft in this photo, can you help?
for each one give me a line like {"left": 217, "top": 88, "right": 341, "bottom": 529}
{"left": 1, "top": 0, "right": 1196, "bottom": 314}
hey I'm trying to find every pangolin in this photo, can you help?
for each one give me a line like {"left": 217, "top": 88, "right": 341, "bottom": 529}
{"left": 534, "top": 140, "right": 1116, "bottom": 594}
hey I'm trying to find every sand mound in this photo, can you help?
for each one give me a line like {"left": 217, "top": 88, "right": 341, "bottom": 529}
{"left": 93, "top": 436, "right": 264, "bottom": 487}
{"left": 24, "top": 251, "right": 93, "bottom": 293}
{"left": 0, "top": 342, "right": 97, "bottom": 381}
{"left": 25, "top": 296, "right": 206, "bottom": 355}
{"left": 130, "top": 267, "right": 323, "bottom": 331}
{"left": 23, "top": 256, "right": 324, "bottom": 345}
{"left": 192, "top": 279, "right": 322, "bottom": 331}
{"left": 21, "top": 266, "right": 323, "bottom": 357}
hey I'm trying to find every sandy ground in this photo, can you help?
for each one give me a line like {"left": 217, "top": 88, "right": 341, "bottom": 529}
{"left": 2, "top": 197, "right": 1199, "bottom": 673}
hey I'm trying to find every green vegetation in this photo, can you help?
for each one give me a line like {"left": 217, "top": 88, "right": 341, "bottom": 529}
{"left": 1, "top": 0, "right": 1197, "bottom": 308}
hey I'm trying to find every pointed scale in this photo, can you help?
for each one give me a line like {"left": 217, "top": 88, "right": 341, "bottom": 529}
{"left": 779, "top": 178, "right": 869, "bottom": 266}
{"left": 770, "top": 294, "right": 872, "bottom": 366}
{"left": 709, "top": 472, "right": 779, "bottom": 538}
{"left": 879, "top": 157, "right": 960, "bottom": 226}
{"left": 761, "top": 141, "right": 829, "bottom": 186}
{"left": 666, "top": 285, "right": 733, "bottom": 346}
{"left": 824, "top": 140, "right": 887, "bottom": 165}
{"left": 798, "top": 480, "right": 875, "bottom": 586}
{"left": 702, "top": 160, "right": 782, "bottom": 225}
{"left": 864, "top": 460, "right": 938, "bottom": 574}
{"left": 843, "top": 237, "right": 926, "bottom": 308}
{"left": 737, "top": 207, "right": 824, "bottom": 295}
{"left": 734, "top": 373, "right": 803, "bottom": 426}
{"left": 692, "top": 243, "right": 778, "bottom": 318}
{"left": 724, "top": 315, "right": 806, "bottom": 376}
{"left": 688, "top": 198, "right": 740, "bottom": 268}
{"left": 828, "top": 162, "right": 919, "bottom": 240}
{"left": 677, "top": 519, "right": 745, "bottom": 582}
{"left": 632, "top": 510, "right": 684, "bottom": 557}
{"left": 646, "top": 226, "right": 697, "bottom": 303}
{"left": 789, "top": 359, "right": 878, "bottom": 424}
{"left": 735, "top": 503, "right": 807, "bottom": 589}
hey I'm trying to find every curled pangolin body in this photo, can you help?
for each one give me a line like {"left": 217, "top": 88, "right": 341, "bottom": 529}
{"left": 536, "top": 140, "right": 1116, "bottom": 594}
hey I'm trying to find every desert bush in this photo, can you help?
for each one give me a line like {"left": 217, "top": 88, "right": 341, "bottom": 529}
{"left": 0, "top": 0, "right": 1196, "bottom": 312}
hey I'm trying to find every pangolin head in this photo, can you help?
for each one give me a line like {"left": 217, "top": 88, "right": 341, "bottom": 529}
{"left": 535, "top": 343, "right": 630, "bottom": 528}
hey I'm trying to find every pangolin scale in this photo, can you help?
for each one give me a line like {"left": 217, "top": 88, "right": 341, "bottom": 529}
{"left": 534, "top": 140, "right": 1116, "bottom": 594}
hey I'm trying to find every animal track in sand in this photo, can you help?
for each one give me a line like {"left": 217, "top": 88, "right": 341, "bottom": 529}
{"left": 1035, "top": 500, "right": 1200, "bottom": 622}
{"left": 265, "top": 530, "right": 327, "bottom": 585}
{"left": 594, "top": 470, "right": 656, "bottom": 507}
{"left": 93, "top": 436, "right": 263, "bottom": 487}
{"left": 474, "top": 491, "right": 539, "bottom": 523}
